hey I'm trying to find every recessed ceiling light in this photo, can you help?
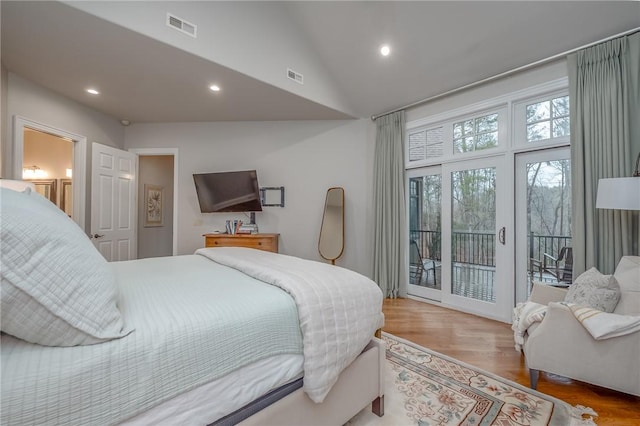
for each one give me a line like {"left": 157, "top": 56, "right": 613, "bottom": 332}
{"left": 380, "top": 44, "right": 391, "bottom": 57}
{"left": 86, "top": 88, "right": 100, "bottom": 95}
{"left": 209, "top": 85, "right": 221, "bottom": 92}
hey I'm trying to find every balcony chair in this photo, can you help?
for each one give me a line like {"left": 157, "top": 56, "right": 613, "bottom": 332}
{"left": 543, "top": 246, "right": 573, "bottom": 284}
{"left": 529, "top": 246, "right": 573, "bottom": 286}
{"left": 409, "top": 239, "right": 437, "bottom": 287}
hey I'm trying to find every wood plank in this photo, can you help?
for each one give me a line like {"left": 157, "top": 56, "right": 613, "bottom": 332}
{"left": 383, "top": 298, "right": 640, "bottom": 425}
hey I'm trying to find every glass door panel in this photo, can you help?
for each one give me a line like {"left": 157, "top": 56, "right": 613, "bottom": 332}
{"left": 407, "top": 167, "right": 442, "bottom": 301}
{"left": 515, "top": 148, "right": 571, "bottom": 303}
{"left": 451, "top": 167, "right": 496, "bottom": 302}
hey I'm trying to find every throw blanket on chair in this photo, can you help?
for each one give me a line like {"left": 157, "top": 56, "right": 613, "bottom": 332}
{"left": 196, "top": 247, "right": 384, "bottom": 403}
{"left": 567, "top": 304, "right": 640, "bottom": 340}
{"left": 512, "top": 301, "right": 547, "bottom": 351}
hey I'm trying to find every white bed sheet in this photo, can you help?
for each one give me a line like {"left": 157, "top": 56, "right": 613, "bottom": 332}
{"left": 1, "top": 255, "right": 303, "bottom": 425}
{"left": 121, "top": 353, "right": 303, "bottom": 425}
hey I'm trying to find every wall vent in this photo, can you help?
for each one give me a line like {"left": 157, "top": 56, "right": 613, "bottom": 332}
{"left": 166, "top": 13, "right": 197, "bottom": 38}
{"left": 287, "top": 68, "right": 304, "bottom": 85}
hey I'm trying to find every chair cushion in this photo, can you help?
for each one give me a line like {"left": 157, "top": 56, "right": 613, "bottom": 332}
{"left": 564, "top": 267, "right": 621, "bottom": 313}
{"left": 613, "top": 256, "right": 640, "bottom": 315}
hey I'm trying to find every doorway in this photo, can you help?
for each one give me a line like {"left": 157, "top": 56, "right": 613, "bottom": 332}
{"left": 13, "top": 116, "right": 86, "bottom": 230}
{"left": 129, "top": 148, "right": 179, "bottom": 257}
{"left": 22, "top": 128, "right": 73, "bottom": 214}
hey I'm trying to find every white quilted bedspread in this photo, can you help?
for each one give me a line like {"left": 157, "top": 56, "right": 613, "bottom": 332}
{"left": 196, "top": 247, "right": 384, "bottom": 403}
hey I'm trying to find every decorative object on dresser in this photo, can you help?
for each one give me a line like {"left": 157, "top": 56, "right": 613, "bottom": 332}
{"left": 204, "top": 233, "right": 279, "bottom": 253}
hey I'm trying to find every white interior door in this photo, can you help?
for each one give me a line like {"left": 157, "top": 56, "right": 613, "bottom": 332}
{"left": 91, "top": 143, "right": 137, "bottom": 261}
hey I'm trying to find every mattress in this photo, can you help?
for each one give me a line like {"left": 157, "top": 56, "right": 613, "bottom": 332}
{"left": 1, "top": 255, "right": 304, "bottom": 425}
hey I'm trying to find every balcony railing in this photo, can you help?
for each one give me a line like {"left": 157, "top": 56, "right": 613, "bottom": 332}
{"left": 409, "top": 230, "right": 572, "bottom": 300}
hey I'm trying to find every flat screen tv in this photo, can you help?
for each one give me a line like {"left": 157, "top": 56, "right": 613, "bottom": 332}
{"left": 193, "top": 170, "right": 263, "bottom": 213}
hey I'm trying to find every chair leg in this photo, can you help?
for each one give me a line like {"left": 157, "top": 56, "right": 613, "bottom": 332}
{"left": 529, "top": 369, "right": 539, "bottom": 389}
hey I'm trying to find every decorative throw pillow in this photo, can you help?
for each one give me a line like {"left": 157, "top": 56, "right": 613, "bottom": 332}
{"left": 564, "top": 267, "right": 621, "bottom": 313}
{"left": 1, "top": 188, "right": 130, "bottom": 346}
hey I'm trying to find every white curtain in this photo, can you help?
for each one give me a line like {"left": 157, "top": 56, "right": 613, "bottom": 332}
{"left": 372, "top": 111, "right": 407, "bottom": 298}
{"left": 569, "top": 32, "right": 640, "bottom": 275}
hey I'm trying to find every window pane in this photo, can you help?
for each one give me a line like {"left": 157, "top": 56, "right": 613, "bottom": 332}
{"left": 426, "top": 127, "right": 444, "bottom": 158}
{"left": 408, "top": 131, "right": 427, "bottom": 162}
{"left": 476, "top": 132, "right": 498, "bottom": 149}
{"left": 526, "top": 101, "right": 550, "bottom": 123}
{"left": 476, "top": 114, "right": 498, "bottom": 133}
{"left": 552, "top": 117, "right": 570, "bottom": 138}
{"left": 552, "top": 96, "right": 570, "bottom": 117}
{"left": 453, "top": 123, "right": 463, "bottom": 139}
{"left": 463, "top": 120, "right": 473, "bottom": 135}
{"left": 527, "top": 122, "right": 550, "bottom": 142}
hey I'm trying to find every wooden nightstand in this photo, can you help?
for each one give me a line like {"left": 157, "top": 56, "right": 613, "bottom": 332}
{"left": 203, "top": 233, "right": 279, "bottom": 253}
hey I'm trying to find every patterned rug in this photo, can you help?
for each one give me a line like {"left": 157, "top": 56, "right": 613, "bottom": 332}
{"left": 348, "top": 333, "right": 597, "bottom": 426}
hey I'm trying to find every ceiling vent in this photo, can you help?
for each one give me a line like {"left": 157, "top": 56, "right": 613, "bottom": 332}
{"left": 166, "top": 13, "right": 197, "bottom": 38}
{"left": 287, "top": 68, "right": 304, "bottom": 85}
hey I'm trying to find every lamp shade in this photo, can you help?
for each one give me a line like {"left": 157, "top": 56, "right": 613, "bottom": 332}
{"left": 596, "top": 177, "right": 640, "bottom": 210}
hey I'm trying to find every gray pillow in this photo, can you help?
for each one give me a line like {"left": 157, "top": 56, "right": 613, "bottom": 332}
{"left": 564, "top": 267, "right": 621, "bottom": 312}
{"left": 1, "top": 187, "right": 130, "bottom": 346}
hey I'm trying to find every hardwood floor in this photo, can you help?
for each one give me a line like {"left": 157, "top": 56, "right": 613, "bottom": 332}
{"left": 382, "top": 297, "right": 640, "bottom": 425}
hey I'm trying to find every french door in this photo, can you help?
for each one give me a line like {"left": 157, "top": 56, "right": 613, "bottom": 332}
{"left": 515, "top": 148, "right": 571, "bottom": 303}
{"left": 408, "top": 156, "right": 513, "bottom": 322}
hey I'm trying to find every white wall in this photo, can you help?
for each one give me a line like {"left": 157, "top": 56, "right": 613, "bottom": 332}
{"left": 124, "top": 119, "right": 376, "bottom": 276}
{"left": 4, "top": 73, "right": 125, "bottom": 178}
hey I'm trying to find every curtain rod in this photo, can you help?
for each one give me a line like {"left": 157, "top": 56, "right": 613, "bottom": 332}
{"left": 371, "top": 27, "right": 640, "bottom": 121}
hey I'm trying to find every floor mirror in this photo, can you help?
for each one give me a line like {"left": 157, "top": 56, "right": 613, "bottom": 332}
{"left": 318, "top": 187, "right": 344, "bottom": 265}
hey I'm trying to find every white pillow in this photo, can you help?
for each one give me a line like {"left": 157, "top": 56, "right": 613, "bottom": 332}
{"left": 1, "top": 188, "right": 130, "bottom": 346}
{"left": 564, "top": 267, "right": 621, "bottom": 313}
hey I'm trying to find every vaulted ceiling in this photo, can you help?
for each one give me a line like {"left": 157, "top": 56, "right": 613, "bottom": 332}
{"left": 2, "top": 1, "right": 638, "bottom": 123}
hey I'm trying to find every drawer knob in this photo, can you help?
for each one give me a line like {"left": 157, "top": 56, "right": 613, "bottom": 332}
{"left": 258, "top": 242, "right": 262, "bottom": 245}
{"left": 214, "top": 241, "right": 219, "bottom": 245}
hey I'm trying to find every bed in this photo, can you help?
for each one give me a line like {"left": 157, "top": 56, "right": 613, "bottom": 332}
{"left": 0, "top": 183, "right": 385, "bottom": 425}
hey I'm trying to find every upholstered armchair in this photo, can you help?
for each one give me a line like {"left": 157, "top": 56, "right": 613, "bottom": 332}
{"left": 522, "top": 256, "right": 640, "bottom": 396}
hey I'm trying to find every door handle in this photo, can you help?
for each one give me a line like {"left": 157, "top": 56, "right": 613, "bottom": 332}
{"left": 498, "top": 227, "right": 506, "bottom": 245}
{"left": 91, "top": 233, "right": 105, "bottom": 239}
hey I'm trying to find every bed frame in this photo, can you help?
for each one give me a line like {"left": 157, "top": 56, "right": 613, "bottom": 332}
{"left": 239, "top": 337, "right": 385, "bottom": 425}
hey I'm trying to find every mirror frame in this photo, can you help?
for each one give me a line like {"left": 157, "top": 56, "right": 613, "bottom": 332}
{"left": 318, "top": 187, "right": 345, "bottom": 265}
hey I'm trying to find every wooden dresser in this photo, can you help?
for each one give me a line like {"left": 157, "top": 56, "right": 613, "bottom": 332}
{"left": 203, "top": 233, "right": 279, "bottom": 253}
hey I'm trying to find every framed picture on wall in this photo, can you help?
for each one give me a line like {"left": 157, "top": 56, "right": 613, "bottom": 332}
{"left": 144, "top": 184, "right": 163, "bottom": 227}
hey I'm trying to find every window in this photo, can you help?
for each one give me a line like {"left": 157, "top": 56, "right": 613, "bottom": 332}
{"left": 408, "top": 126, "right": 444, "bottom": 163}
{"left": 453, "top": 113, "right": 499, "bottom": 154}
{"left": 525, "top": 95, "right": 569, "bottom": 142}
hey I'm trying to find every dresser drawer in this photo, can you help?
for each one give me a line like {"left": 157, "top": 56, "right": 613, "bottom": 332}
{"left": 204, "top": 234, "right": 279, "bottom": 253}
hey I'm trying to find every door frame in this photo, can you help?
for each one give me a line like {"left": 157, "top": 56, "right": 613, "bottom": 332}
{"left": 13, "top": 115, "right": 87, "bottom": 231}
{"left": 128, "top": 148, "right": 179, "bottom": 256}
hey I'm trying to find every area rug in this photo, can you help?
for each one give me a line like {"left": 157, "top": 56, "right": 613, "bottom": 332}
{"left": 348, "top": 333, "right": 597, "bottom": 426}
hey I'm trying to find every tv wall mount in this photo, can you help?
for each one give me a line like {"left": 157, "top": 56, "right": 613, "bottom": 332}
{"left": 260, "top": 186, "right": 285, "bottom": 207}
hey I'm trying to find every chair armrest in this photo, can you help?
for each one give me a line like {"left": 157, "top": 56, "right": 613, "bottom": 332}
{"left": 529, "top": 282, "right": 567, "bottom": 305}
